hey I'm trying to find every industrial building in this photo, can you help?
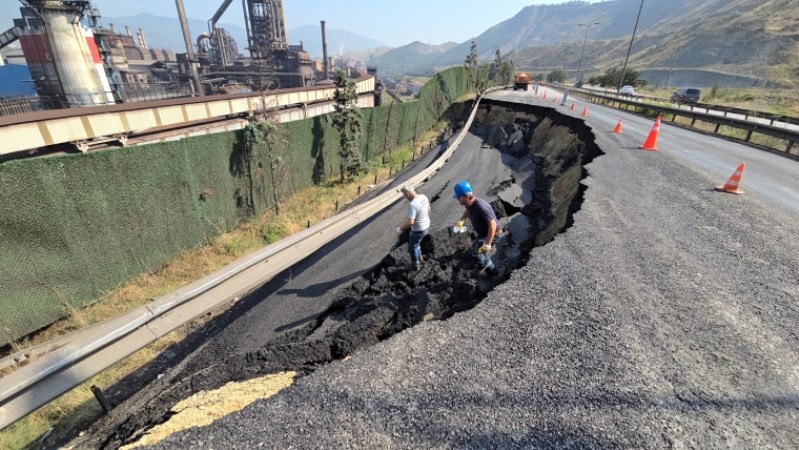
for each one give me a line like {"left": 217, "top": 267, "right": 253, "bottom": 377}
{"left": 0, "top": 0, "right": 355, "bottom": 112}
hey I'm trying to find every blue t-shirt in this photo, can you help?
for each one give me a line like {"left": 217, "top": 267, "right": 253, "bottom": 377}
{"left": 467, "top": 197, "right": 501, "bottom": 238}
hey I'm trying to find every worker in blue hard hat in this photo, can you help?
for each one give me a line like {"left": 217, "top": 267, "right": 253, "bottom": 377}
{"left": 452, "top": 180, "right": 502, "bottom": 276}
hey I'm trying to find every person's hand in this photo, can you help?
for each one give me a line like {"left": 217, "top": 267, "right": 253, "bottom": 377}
{"left": 395, "top": 227, "right": 403, "bottom": 235}
{"left": 455, "top": 221, "right": 464, "bottom": 228}
{"left": 479, "top": 244, "right": 492, "bottom": 254}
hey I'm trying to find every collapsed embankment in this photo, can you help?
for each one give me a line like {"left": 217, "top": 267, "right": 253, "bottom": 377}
{"left": 67, "top": 98, "right": 603, "bottom": 449}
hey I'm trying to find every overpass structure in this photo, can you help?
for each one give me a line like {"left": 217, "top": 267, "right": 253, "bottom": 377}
{"left": 0, "top": 76, "right": 376, "bottom": 158}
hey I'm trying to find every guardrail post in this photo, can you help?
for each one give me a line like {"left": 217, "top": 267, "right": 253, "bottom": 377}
{"left": 91, "top": 385, "right": 112, "bottom": 413}
{"left": 745, "top": 130, "right": 754, "bottom": 142}
{"left": 714, "top": 123, "right": 722, "bottom": 134}
{"left": 786, "top": 141, "right": 795, "bottom": 154}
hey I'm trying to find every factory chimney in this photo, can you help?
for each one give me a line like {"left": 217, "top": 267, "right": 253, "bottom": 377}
{"left": 125, "top": 25, "right": 132, "bottom": 37}
{"left": 320, "top": 20, "right": 329, "bottom": 80}
{"left": 137, "top": 28, "right": 148, "bottom": 49}
{"left": 175, "top": 0, "right": 204, "bottom": 96}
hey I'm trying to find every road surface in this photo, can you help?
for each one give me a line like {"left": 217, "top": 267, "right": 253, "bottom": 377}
{"left": 82, "top": 87, "right": 799, "bottom": 449}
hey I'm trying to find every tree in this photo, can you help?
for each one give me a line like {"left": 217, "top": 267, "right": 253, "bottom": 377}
{"left": 587, "top": 67, "right": 644, "bottom": 88}
{"left": 546, "top": 68, "right": 566, "bottom": 83}
{"left": 493, "top": 49, "right": 514, "bottom": 86}
{"left": 332, "top": 70, "right": 366, "bottom": 182}
{"left": 464, "top": 39, "right": 479, "bottom": 92}
{"left": 245, "top": 116, "right": 289, "bottom": 215}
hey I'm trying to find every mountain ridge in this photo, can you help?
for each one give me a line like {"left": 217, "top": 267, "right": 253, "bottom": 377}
{"left": 372, "top": 0, "right": 798, "bottom": 88}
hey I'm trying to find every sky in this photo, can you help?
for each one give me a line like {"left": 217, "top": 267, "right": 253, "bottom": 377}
{"left": 1, "top": 0, "right": 605, "bottom": 48}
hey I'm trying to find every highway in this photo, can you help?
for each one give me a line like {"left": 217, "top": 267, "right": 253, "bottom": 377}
{"left": 72, "top": 88, "right": 799, "bottom": 449}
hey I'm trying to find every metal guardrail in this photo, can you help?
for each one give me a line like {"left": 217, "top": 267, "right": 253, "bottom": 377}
{"left": 0, "top": 87, "right": 499, "bottom": 430}
{"left": 574, "top": 86, "right": 799, "bottom": 129}
{"left": 569, "top": 88, "right": 799, "bottom": 156}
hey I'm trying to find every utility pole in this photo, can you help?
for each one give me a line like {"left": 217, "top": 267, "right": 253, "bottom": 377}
{"left": 618, "top": 0, "right": 644, "bottom": 93}
{"left": 665, "top": 43, "right": 681, "bottom": 88}
{"left": 175, "top": 0, "right": 204, "bottom": 96}
{"left": 575, "top": 22, "right": 600, "bottom": 85}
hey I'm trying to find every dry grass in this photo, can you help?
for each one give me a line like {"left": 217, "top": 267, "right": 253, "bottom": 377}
{"left": 0, "top": 124, "right": 445, "bottom": 450}
{"left": 637, "top": 85, "right": 799, "bottom": 117}
{"left": 665, "top": 116, "right": 791, "bottom": 153}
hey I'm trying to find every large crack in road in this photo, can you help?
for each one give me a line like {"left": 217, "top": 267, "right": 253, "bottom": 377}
{"left": 66, "top": 97, "right": 603, "bottom": 450}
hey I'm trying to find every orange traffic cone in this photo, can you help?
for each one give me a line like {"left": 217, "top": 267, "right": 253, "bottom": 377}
{"left": 715, "top": 164, "right": 745, "bottom": 194}
{"left": 581, "top": 106, "right": 588, "bottom": 117}
{"left": 639, "top": 119, "right": 660, "bottom": 150}
{"left": 612, "top": 119, "right": 623, "bottom": 134}
{"left": 570, "top": 102, "right": 576, "bottom": 111}
{"left": 542, "top": 91, "right": 547, "bottom": 100}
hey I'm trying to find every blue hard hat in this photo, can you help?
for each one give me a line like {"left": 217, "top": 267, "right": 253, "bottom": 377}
{"left": 453, "top": 180, "right": 473, "bottom": 198}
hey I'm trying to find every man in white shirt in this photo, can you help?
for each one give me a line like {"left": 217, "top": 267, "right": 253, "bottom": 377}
{"left": 396, "top": 186, "right": 431, "bottom": 271}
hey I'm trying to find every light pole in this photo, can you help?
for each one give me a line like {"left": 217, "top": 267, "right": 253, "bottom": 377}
{"left": 664, "top": 43, "right": 681, "bottom": 88}
{"left": 618, "top": 0, "right": 644, "bottom": 93}
{"left": 575, "top": 22, "right": 600, "bottom": 86}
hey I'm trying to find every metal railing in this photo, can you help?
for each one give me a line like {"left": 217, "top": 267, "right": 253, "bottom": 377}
{"left": 117, "top": 83, "right": 194, "bottom": 103}
{"left": 569, "top": 88, "right": 799, "bottom": 156}
{"left": 0, "top": 96, "right": 41, "bottom": 116}
{"left": 0, "top": 83, "right": 195, "bottom": 118}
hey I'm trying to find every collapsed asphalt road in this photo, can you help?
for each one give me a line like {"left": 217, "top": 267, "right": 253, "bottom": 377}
{"left": 63, "top": 98, "right": 602, "bottom": 449}
{"left": 126, "top": 90, "right": 799, "bottom": 449}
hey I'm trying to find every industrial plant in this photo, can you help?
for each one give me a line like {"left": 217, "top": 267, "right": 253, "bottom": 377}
{"left": 0, "top": 0, "right": 363, "bottom": 111}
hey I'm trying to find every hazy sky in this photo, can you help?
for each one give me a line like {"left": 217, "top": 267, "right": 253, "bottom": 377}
{"left": 1, "top": 0, "right": 605, "bottom": 47}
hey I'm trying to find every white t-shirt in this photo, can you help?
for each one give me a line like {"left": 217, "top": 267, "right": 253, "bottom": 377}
{"left": 407, "top": 194, "right": 430, "bottom": 231}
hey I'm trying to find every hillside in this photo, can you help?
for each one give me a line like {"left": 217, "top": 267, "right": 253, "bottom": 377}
{"left": 374, "top": 0, "right": 799, "bottom": 88}
{"left": 370, "top": 41, "right": 459, "bottom": 77}
{"left": 288, "top": 24, "right": 388, "bottom": 58}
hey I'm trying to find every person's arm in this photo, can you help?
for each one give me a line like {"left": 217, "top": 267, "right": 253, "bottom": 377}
{"left": 485, "top": 220, "right": 497, "bottom": 245}
{"left": 399, "top": 217, "right": 414, "bottom": 231}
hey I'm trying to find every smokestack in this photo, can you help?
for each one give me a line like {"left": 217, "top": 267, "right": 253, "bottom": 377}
{"left": 175, "top": 0, "right": 204, "bottom": 96}
{"left": 125, "top": 25, "right": 131, "bottom": 37}
{"left": 320, "top": 20, "right": 329, "bottom": 80}
{"left": 137, "top": 28, "right": 148, "bottom": 49}
{"left": 109, "top": 23, "right": 116, "bottom": 33}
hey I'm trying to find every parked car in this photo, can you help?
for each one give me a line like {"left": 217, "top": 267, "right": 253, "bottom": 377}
{"left": 671, "top": 87, "right": 702, "bottom": 103}
{"left": 618, "top": 85, "right": 635, "bottom": 96}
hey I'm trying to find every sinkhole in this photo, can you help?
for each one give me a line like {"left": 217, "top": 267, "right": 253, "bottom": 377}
{"left": 69, "top": 98, "right": 604, "bottom": 450}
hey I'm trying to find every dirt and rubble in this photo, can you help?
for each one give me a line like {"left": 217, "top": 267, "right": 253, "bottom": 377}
{"left": 61, "top": 99, "right": 601, "bottom": 449}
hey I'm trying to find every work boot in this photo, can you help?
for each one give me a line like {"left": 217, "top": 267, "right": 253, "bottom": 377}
{"left": 472, "top": 265, "right": 499, "bottom": 277}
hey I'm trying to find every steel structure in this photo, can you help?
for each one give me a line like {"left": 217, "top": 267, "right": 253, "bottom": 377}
{"left": 243, "top": 0, "right": 287, "bottom": 58}
{"left": 0, "top": 76, "right": 377, "bottom": 159}
{"left": 16, "top": 1, "right": 115, "bottom": 107}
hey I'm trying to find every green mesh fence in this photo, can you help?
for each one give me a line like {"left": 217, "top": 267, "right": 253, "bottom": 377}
{"left": 0, "top": 66, "right": 474, "bottom": 344}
